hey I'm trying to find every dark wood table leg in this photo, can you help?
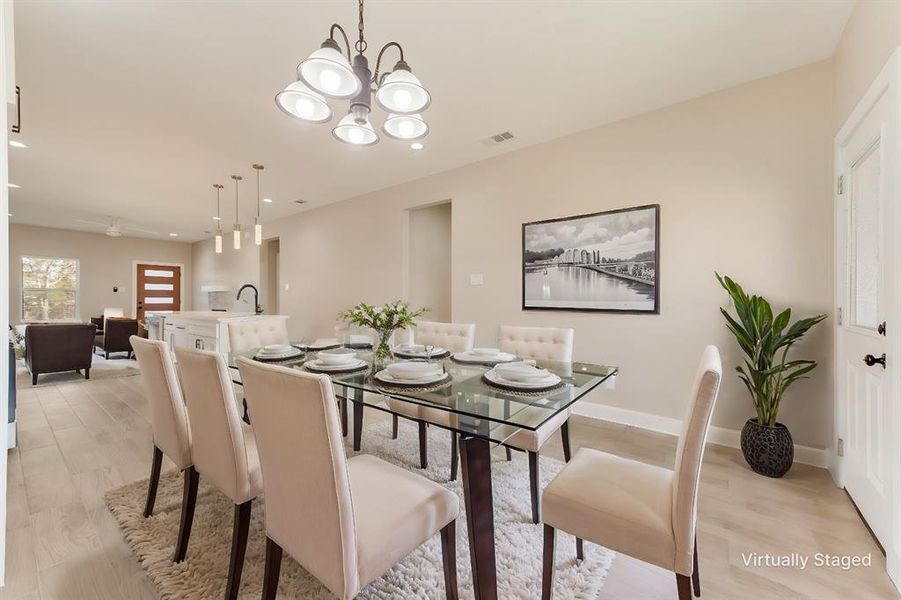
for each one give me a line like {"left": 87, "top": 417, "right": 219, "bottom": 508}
{"left": 352, "top": 388, "right": 363, "bottom": 452}
{"left": 339, "top": 388, "right": 348, "bottom": 438}
{"left": 459, "top": 435, "right": 497, "bottom": 600}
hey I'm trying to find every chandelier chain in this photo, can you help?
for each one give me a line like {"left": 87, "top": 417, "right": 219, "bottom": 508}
{"left": 355, "top": 0, "right": 367, "bottom": 54}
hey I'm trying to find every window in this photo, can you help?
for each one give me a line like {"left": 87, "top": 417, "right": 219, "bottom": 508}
{"left": 21, "top": 256, "right": 80, "bottom": 322}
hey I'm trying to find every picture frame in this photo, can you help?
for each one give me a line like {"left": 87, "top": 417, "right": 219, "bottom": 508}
{"left": 521, "top": 204, "right": 660, "bottom": 313}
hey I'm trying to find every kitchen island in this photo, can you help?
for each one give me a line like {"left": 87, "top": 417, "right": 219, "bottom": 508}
{"left": 145, "top": 311, "right": 289, "bottom": 354}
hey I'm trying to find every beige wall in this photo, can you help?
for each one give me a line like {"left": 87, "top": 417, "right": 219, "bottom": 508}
{"left": 834, "top": 0, "right": 901, "bottom": 128}
{"left": 408, "top": 202, "right": 452, "bottom": 321}
{"left": 191, "top": 231, "right": 262, "bottom": 312}
{"left": 195, "top": 61, "right": 834, "bottom": 448}
{"left": 10, "top": 224, "right": 193, "bottom": 323}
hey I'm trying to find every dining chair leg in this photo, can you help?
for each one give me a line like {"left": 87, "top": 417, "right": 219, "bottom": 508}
{"left": 418, "top": 421, "right": 428, "bottom": 469}
{"left": 143, "top": 445, "right": 163, "bottom": 518}
{"left": 576, "top": 537, "right": 584, "bottom": 560}
{"left": 440, "top": 520, "right": 458, "bottom": 600}
{"left": 560, "top": 420, "right": 572, "bottom": 463}
{"left": 505, "top": 447, "right": 512, "bottom": 461}
{"left": 529, "top": 451, "right": 540, "bottom": 524}
{"left": 173, "top": 466, "right": 199, "bottom": 563}
{"left": 225, "top": 500, "right": 253, "bottom": 600}
{"left": 261, "top": 536, "right": 283, "bottom": 600}
{"left": 542, "top": 524, "right": 556, "bottom": 600}
{"left": 676, "top": 574, "right": 692, "bottom": 600}
{"left": 450, "top": 433, "right": 459, "bottom": 481}
{"left": 692, "top": 535, "right": 701, "bottom": 597}
{"left": 392, "top": 414, "right": 399, "bottom": 439}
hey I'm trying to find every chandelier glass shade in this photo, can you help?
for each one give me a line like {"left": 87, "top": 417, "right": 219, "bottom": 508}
{"left": 299, "top": 45, "right": 361, "bottom": 99}
{"left": 382, "top": 112, "right": 428, "bottom": 140}
{"left": 276, "top": 0, "right": 431, "bottom": 148}
{"left": 213, "top": 183, "right": 224, "bottom": 254}
{"left": 275, "top": 80, "right": 332, "bottom": 123}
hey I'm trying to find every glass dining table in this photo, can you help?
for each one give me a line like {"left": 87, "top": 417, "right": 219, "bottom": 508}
{"left": 227, "top": 344, "right": 617, "bottom": 600}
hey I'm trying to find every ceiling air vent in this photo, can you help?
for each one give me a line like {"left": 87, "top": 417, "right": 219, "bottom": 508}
{"left": 482, "top": 131, "right": 515, "bottom": 146}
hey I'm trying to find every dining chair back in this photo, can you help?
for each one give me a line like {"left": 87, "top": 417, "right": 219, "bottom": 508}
{"left": 498, "top": 325, "right": 574, "bottom": 362}
{"left": 174, "top": 347, "right": 263, "bottom": 599}
{"left": 174, "top": 347, "right": 261, "bottom": 505}
{"left": 238, "top": 357, "right": 359, "bottom": 597}
{"left": 227, "top": 317, "right": 289, "bottom": 353}
{"left": 413, "top": 321, "right": 476, "bottom": 353}
{"left": 671, "top": 344, "right": 722, "bottom": 574}
{"left": 130, "top": 336, "right": 191, "bottom": 470}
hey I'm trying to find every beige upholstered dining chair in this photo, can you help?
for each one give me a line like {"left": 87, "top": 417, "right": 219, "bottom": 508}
{"left": 389, "top": 321, "right": 476, "bottom": 476}
{"left": 540, "top": 345, "right": 722, "bottom": 600}
{"left": 227, "top": 317, "right": 289, "bottom": 353}
{"left": 238, "top": 357, "right": 460, "bottom": 600}
{"left": 129, "top": 336, "right": 196, "bottom": 563}
{"left": 174, "top": 347, "right": 263, "bottom": 600}
{"left": 496, "top": 325, "right": 575, "bottom": 523}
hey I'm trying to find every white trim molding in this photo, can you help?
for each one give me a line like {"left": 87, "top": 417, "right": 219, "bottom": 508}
{"left": 572, "top": 401, "right": 829, "bottom": 469}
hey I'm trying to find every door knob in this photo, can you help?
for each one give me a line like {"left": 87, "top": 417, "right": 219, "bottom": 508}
{"left": 878, "top": 321, "right": 886, "bottom": 336}
{"left": 863, "top": 353, "right": 886, "bottom": 368}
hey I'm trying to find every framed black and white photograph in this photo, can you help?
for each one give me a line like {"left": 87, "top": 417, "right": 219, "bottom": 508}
{"left": 522, "top": 204, "right": 659, "bottom": 313}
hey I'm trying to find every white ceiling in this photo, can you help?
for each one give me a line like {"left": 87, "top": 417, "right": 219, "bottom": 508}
{"left": 9, "top": 0, "right": 853, "bottom": 242}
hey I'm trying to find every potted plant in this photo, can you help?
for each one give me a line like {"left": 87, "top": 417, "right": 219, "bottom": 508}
{"left": 339, "top": 301, "right": 427, "bottom": 369}
{"left": 716, "top": 273, "right": 827, "bottom": 477}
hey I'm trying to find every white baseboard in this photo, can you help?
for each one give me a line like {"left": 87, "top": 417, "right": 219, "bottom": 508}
{"left": 571, "top": 402, "right": 828, "bottom": 468}
{"left": 7, "top": 421, "right": 15, "bottom": 450}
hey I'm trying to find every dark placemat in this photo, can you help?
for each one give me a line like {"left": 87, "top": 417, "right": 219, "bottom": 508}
{"left": 480, "top": 373, "right": 566, "bottom": 396}
{"left": 371, "top": 372, "right": 452, "bottom": 393}
{"left": 392, "top": 349, "right": 451, "bottom": 360}
{"left": 303, "top": 362, "right": 369, "bottom": 375}
{"left": 252, "top": 351, "right": 305, "bottom": 363}
{"left": 450, "top": 355, "right": 518, "bottom": 367}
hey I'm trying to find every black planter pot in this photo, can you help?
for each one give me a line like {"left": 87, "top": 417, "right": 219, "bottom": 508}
{"left": 740, "top": 418, "right": 794, "bottom": 478}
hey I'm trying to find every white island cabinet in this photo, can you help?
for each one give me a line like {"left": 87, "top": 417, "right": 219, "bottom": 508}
{"left": 145, "top": 311, "right": 289, "bottom": 355}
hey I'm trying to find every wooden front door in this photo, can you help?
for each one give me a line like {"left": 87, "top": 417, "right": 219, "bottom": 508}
{"left": 136, "top": 264, "right": 181, "bottom": 321}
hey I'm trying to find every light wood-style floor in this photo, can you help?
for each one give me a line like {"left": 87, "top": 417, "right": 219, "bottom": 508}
{"left": 2, "top": 373, "right": 898, "bottom": 599}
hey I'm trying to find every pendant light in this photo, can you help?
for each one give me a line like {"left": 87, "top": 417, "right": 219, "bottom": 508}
{"left": 231, "top": 174, "right": 242, "bottom": 250}
{"left": 213, "top": 183, "right": 224, "bottom": 254}
{"left": 275, "top": 0, "right": 431, "bottom": 149}
{"left": 252, "top": 164, "right": 264, "bottom": 245}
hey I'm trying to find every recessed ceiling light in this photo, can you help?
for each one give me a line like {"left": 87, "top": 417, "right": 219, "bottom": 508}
{"left": 8, "top": 183, "right": 20, "bottom": 188}
{"left": 263, "top": 197, "right": 273, "bottom": 203}
{"left": 9, "top": 140, "right": 26, "bottom": 149}
{"left": 410, "top": 142, "right": 423, "bottom": 150}
{"left": 169, "top": 233, "right": 178, "bottom": 237}
{"left": 212, "top": 216, "right": 221, "bottom": 221}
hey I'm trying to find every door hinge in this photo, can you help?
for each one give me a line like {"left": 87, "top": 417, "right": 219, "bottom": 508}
{"left": 837, "top": 438, "right": 844, "bottom": 457}
{"left": 837, "top": 175, "right": 845, "bottom": 195}
{"left": 837, "top": 307, "right": 843, "bottom": 326}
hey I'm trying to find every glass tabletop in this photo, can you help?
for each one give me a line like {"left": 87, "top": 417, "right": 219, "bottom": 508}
{"left": 228, "top": 344, "right": 617, "bottom": 445}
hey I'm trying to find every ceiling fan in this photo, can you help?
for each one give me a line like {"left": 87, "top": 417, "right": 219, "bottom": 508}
{"left": 73, "top": 217, "right": 159, "bottom": 237}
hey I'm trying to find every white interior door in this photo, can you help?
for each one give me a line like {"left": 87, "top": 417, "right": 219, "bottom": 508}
{"left": 835, "top": 49, "right": 901, "bottom": 571}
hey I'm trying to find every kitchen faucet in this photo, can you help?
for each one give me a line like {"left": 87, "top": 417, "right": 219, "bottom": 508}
{"left": 236, "top": 284, "right": 263, "bottom": 314}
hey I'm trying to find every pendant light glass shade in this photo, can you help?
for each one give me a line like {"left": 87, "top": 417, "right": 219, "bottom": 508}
{"left": 382, "top": 113, "right": 428, "bottom": 140}
{"left": 215, "top": 232, "right": 223, "bottom": 254}
{"left": 332, "top": 112, "right": 379, "bottom": 146}
{"left": 299, "top": 46, "right": 361, "bottom": 99}
{"left": 233, "top": 226, "right": 241, "bottom": 250}
{"left": 254, "top": 218, "right": 262, "bottom": 246}
{"left": 275, "top": 80, "right": 332, "bottom": 123}
{"left": 376, "top": 68, "right": 430, "bottom": 114}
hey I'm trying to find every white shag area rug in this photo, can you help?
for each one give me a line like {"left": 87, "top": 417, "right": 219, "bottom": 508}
{"left": 105, "top": 417, "right": 614, "bottom": 599}
{"left": 17, "top": 354, "right": 139, "bottom": 388}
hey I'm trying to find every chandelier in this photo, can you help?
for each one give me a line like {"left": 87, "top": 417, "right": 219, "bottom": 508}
{"left": 275, "top": 0, "right": 430, "bottom": 147}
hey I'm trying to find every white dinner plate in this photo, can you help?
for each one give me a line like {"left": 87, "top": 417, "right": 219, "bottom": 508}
{"left": 484, "top": 368, "right": 562, "bottom": 390}
{"left": 452, "top": 351, "right": 517, "bottom": 364}
{"left": 305, "top": 358, "right": 367, "bottom": 372}
{"left": 393, "top": 345, "right": 448, "bottom": 358}
{"left": 254, "top": 347, "right": 304, "bottom": 361}
{"left": 374, "top": 369, "right": 448, "bottom": 386}
{"left": 494, "top": 362, "right": 551, "bottom": 382}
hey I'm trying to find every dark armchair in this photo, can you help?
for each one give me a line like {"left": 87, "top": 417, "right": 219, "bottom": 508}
{"left": 94, "top": 318, "right": 138, "bottom": 359}
{"left": 25, "top": 324, "right": 96, "bottom": 385}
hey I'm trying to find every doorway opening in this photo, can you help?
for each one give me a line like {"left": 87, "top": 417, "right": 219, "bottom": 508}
{"left": 407, "top": 202, "right": 451, "bottom": 321}
{"left": 260, "top": 238, "right": 280, "bottom": 314}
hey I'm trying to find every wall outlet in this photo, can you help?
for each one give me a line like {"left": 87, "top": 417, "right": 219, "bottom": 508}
{"left": 470, "top": 273, "right": 484, "bottom": 286}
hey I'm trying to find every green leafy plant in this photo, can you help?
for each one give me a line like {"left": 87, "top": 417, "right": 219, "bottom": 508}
{"left": 339, "top": 301, "right": 427, "bottom": 363}
{"left": 717, "top": 273, "right": 827, "bottom": 427}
